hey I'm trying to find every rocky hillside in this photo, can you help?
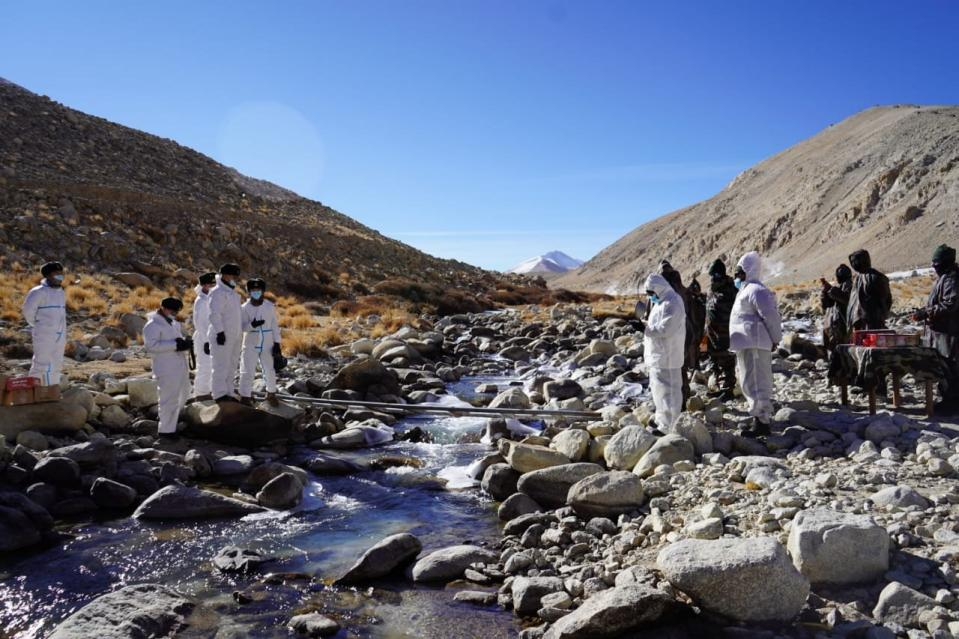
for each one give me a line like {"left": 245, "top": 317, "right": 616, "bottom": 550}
{"left": 556, "top": 105, "right": 959, "bottom": 293}
{"left": 0, "top": 78, "right": 497, "bottom": 299}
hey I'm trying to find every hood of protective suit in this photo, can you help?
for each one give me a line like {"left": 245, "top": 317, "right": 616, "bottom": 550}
{"left": 644, "top": 273, "right": 672, "bottom": 298}
{"left": 849, "top": 249, "right": 871, "bottom": 273}
{"left": 737, "top": 251, "right": 763, "bottom": 282}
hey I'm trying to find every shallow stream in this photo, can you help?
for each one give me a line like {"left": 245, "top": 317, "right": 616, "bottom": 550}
{"left": 0, "top": 376, "right": 524, "bottom": 639}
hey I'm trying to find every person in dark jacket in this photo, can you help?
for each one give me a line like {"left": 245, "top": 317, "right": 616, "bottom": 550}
{"left": 846, "top": 249, "right": 893, "bottom": 331}
{"left": 705, "top": 259, "right": 738, "bottom": 399}
{"left": 820, "top": 264, "right": 853, "bottom": 357}
{"left": 660, "top": 260, "right": 694, "bottom": 406}
{"left": 687, "top": 278, "right": 707, "bottom": 370}
{"left": 914, "top": 244, "right": 959, "bottom": 415}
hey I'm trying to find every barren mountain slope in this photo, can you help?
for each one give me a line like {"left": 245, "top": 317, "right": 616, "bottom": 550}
{"left": 556, "top": 105, "right": 959, "bottom": 293}
{"left": 0, "top": 78, "right": 494, "bottom": 298}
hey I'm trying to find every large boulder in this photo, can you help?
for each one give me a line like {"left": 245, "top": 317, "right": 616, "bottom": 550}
{"left": 506, "top": 443, "right": 570, "bottom": 473}
{"left": 32, "top": 456, "right": 80, "bottom": 486}
{"left": 544, "top": 585, "right": 677, "bottom": 639}
{"left": 567, "top": 470, "right": 645, "bottom": 518}
{"left": 787, "top": 509, "right": 889, "bottom": 585}
{"left": 667, "top": 414, "right": 713, "bottom": 455}
{"left": 240, "top": 463, "right": 308, "bottom": 493}
{"left": 90, "top": 478, "right": 138, "bottom": 509}
{"left": 543, "top": 379, "right": 584, "bottom": 402}
{"left": 324, "top": 357, "right": 400, "bottom": 398}
{"left": 488, "top": 387, "right": 531, "bottom": 410}
{"left": 411, "top": 545, "right": 498, "bottom": 582}
{"left": 133, "top": 485, "right": 265, "bottom": 520}
{"left": 0, "top": 401, "right": 88, "bottom": 439}
{"left": 657, "top": 537, "right": 809, "bottom": 622}
{"left": 517, "top": 463, "right": 604, "bottom": 508}
{"left": 183, "top": 401, "right": 293, "bottom": 446}
{"left": 335, "top": 533, "right": 423, "bottom": 585}
{"left": 481, "top": 463, "right": 520, "bottom": 501}
{"left": 256, "top": 473, "right": 303, "bottom": 509}
{"left": 50, "top": 439, "right": 116, "bottom": 468}
{"left": 603, "top": 426, "right": 656, "bottom": 470}
{"left": 289, "top": 612, "right": 340, "bottom": 637}
{"left": 633, "top": 434, "right": 695, "bottom": 477}
{"left": 872, "top": 581, "right": 939, "bottom": 627}
{"left": 870, "top": 485, "right": 930, "bottom": 510}
{"left": 125, "top": 378, "right": 159, "bottom": 408}
{"left": 550, "top": 429, "right": 591, "bottom": 462}
{"left": 48, "top": 584, "right": 196, "bottom": 639}
{"left": 511, "top": 576, "right": 564, "bottom": 616}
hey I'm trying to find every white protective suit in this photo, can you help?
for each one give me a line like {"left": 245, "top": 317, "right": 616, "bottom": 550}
{"left": 143, "top": 311, "right": 191, "bottom": 435}
{"left": 206, "top": 275, "right": 243, "bottom": 399}
{"left": 21, "top": 280, "right": 67, "bottom": 386}
{"left": 192, "top": 285, "right": 213, "bottom": 397}
{"left": 729, "top": 251, "right": 783, "bottom": 423}
{"left": 239, "top": 298, "right": 281, "bottom": 397}
{"left": 643, "top": 273, "right": 687, "bottom": 429}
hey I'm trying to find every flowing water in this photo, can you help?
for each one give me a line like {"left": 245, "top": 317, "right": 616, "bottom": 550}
{"left": 0, "top": 376, "right": 525, "bottom": 639}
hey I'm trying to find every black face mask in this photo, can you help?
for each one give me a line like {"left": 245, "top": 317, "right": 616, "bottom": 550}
{"left": 933, "top": 261, "right": 953, "bottom": 276}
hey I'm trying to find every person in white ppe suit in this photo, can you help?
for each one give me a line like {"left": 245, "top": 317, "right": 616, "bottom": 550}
{"left": 143, "top": 297, "right": 193, "bottom": 438}
{"left": 239, "top": 278, "right": 282, "bottom": 406}
{"left": 207, "top": 263, "right": 244, "bottom": 402}
{"left": 191, "top": 272, "right": 217, "bottom": 400}
{"left": 729, "top": 251, "right": 783, "bottom": 436}
{"left": 637, "top": 273, "right": 687, "bottom": 432}
{"left": 21, "top": 262, "right": 68, "bottom": 387}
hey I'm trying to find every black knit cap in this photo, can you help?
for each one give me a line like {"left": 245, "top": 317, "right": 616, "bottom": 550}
{"left": 933, "top": 244, "right": 956, "bottom": 266}
{"left": 40, "top": 261, "right": 64, "bottom": 277}
{"left": 220, "top": 263, "right": 241, "bottom": 276}
{"left": 198, "top": 272, "right": 216, "bottom": 285}
{"left": 708, "top": 259, "right": 726, "bottom": 277}
{"left": 246, "top": 278, "right": 266, "bottom": 291}
{"left": 161, "top": 297, "right": 184, "bottom": 312}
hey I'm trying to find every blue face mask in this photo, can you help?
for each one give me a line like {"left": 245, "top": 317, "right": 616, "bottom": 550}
{"left": 251, "top": 290, "right": 263, "bottom": 300}
{"left": 734, "top": 278, "right": 744, "bottom": 290}
{"left": 649, "top": 293, "right": 661, "bottom": 304}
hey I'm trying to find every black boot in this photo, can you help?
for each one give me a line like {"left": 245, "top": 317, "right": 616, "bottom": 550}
{"left": 742, "top": 417, "right": 771, "bottom": 438}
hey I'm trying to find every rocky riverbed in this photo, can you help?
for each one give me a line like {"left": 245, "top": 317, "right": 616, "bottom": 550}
{"left": 1, "top": 305, "right": 958, "bottom": 638}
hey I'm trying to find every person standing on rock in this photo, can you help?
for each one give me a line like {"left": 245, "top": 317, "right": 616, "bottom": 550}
{"left": 820, "top": 264, "right": 853, "bottom": 357}
{"left": 239, "top": 278, "right": 282, "bottom": 406}
{"left": 846, "top": 249, "right": 892, "bottom": 331}
{"left": 21, "top": 261, "right": 67, "bottom": 388}
{"left": 143, "top": 297, "right": 193, "bottom": 438}
{"left": 636, "top": 273, "right": 687, "bottom": 432}
{"left": 191, "top": 272, "right": 216, "bottom": 400}
{"left": 729, "top": 251, "right": 782, "bottom": 437}
{"left": 207, "top": 263, "right": 244, "bottom": 402}
{"left": 913, "top": 244, "right": 959, "bottom": 415}
{"left": 705, "top": 259, "right": 738, "bottom": 400}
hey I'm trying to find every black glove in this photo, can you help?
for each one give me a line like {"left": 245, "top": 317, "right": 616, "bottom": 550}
{"left": 272, "top": 342, "right": 281, "bottom": 357}
{"left": 636, "top": 319, "right": 646, "bottom": 332}
{"left": 175, "top": 337, "right": 193, "bottom": 352}
{"left": 251, "top": 319, "right": 266, "bottom": 328}
{"left": 203, "top": 342, "right": 210, "bottom": 355}
{"left": 913, "top": 308, "right": 929, "bottom": 322}
{"left": 216, "top": 332, "right": 226, "bottom": 345}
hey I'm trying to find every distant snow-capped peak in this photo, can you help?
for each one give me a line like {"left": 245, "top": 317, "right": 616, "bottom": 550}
{"left": 508, "top": 251, "right": 584, "bottom": 274}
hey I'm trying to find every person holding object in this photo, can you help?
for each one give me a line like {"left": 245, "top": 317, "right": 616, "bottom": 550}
{"left": 636, "top": 273, "right": 687, "bottom": 433}
{"left": 239, "top": 278, "right": 282, "bottom": 406}
{"left": 191, "top": 272, "right": 216, "bottom": 400}
{"left": 207, "top": 263, "right": 243, "bottom": 402}
{"left": 913, "top": 244, "right": 959, "bottom": 415}
{"left": 729, "top": 251, "right": 783, "bottom": 437}
{"left": 820, "top": 264, "right": 853, "bottom": 358}
{"left": 846, "top": 249, "right": 892, "bottom": 331}
{"left": 21, "top": 261, "right": 68, "bottom": 388}
{"left": 143, "top": 297, "right": 192, "bottom": 438}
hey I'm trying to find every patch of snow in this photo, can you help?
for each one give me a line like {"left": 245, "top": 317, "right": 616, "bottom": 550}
{"left": 509, "top": 251, "right": 583, "bottom": 274}
{"left": 887, "top": 266, "right": 934, "bottom": 281}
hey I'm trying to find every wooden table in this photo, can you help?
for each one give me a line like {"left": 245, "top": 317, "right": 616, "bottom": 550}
{"left": 829, "top": 345, "right": 946, "bottom": 417}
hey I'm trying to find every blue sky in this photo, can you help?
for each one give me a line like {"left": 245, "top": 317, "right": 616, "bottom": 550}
{"left": 3, "top": 1, "right": 959, "bottom": 271}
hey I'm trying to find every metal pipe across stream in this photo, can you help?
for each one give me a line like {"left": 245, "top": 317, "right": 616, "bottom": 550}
{"left": 253, "top": 391, "right": 603, "bottom": 421}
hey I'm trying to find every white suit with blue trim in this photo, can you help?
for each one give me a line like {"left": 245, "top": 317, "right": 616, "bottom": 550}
{"left": 143, "top": 311, "right": 191, "bottom": 435}
{"left": 239, "top": 298, "right": 280, "bottom": 397}
{"left": 21, "top": 280, "right": 67, "bottom": 386}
